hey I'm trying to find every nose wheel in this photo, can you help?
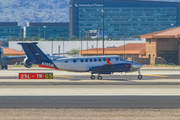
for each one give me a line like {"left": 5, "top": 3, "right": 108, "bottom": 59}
{"left": 138, "top": 75, "right": 143, "bottom": 80}
{"left": 137, "top": 70, "right": 143, "bottom": 80}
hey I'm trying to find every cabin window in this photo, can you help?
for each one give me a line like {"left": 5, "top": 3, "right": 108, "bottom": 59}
{"left": 89, "top": 59, "right": 92, "bottom": 62}
{"left": 108, "top": 58, "right": 111, "bottom": 61}
{"left": 116, "top": 58, "right": 119, "bottom": 60}
{"left": 98, "top": 58, "right": 101, "bottom": 62}
{"left": 73, "top": 59, "right": 77, "bottom": 63}
{"left": 85, "top": 59, "right": 88, "bottom": 62}
{"left": 94, "top": 59, "right": 97, "bottom": 62}
{"left": 103, "top": 58, "right": 106, "bottom": 61}
{"left": 80, "top": 59, "right": 84, "bottom": 63}
{"left": 64, "top": 60, "right": 68, "bottom": 63}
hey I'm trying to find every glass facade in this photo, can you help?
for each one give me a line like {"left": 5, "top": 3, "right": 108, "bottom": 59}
{"left": 25, "top": 26, "right": 69, "bottom": 40}
{"left": 0, "top": 26, "right": 22, "bottom": 40}
{"left": 70, "top": 0, "right": 180, "bottom": 38}
{"left": 25, "top": 23, "right": 69, "bottom": 40}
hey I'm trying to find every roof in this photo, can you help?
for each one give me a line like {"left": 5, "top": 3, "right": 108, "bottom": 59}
{"left": 3, "top": 48, "right": 25, "bottom": 56}
{"left": 80, "top": 43, "right": 146, "bottom": 55}
{"left": 141, "top": 26, "right": 180, "bottom": 38}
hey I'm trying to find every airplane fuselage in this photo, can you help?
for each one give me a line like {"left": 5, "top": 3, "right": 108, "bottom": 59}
{"left": 52, "top": 55, "right": 143, "bottom": 72}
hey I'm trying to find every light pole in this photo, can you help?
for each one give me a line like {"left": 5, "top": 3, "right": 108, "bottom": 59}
{"left": 80, "top": 30, "right": 83, "bottom": 56}
{"left": 63, "top": 37, "right": 65, "bottom": 57}
{"left": 20, "top": 31, "right": 23, "bottom": 43}
{"left": 102, "top": 0, "right": 105, "bottom": 55}
{"left": 87, "top": 31, "right": 88, "bottom": 55}
{"left": 43, "top": 26, "right": 46, "bottom": 40}
{"left": 97, "top": 29, "right": 98, "bottom": 55}
{"left": 51, "top": 30, "right": 57, "bottom": 54}
{"left": 124, "top": 36, "right": 125, "bottom": 59}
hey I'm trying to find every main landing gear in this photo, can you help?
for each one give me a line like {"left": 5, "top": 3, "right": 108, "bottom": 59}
{"left": 137, "top": 70, "right": 143, "bottom": 80}
{"left": 1, "top": 65, "right": 8, "bottom": 70}
{"left": 90, "top": 74, "right": 103, "bottom": 80}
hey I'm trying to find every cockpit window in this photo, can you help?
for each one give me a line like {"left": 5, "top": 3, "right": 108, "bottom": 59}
{"left": 64, "top": 60, "right": 68, "bottom": 63}
{"left": 98, "top": 58, "right": 101, "bottom": 62}
{"left": 73, "top": 59, "right": 77, "bottom": 63}
{"left": 85, "top": 59, "right": 88, "bottom": 62}
{"left": 120, "top": 57, "right": 125, "bottom": 61}
{"left": 94, "top": 59, "right": 97, "bottom": 62}
{"left": 80, "top": 59, "right": 84, "bottom": 63}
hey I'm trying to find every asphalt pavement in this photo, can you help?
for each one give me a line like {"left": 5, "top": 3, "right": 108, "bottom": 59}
{"left": 1, "top": 96, "right": 180, "bottom": 108}
{"left": 0, "top": 67, "right": 180, "bottom": 108}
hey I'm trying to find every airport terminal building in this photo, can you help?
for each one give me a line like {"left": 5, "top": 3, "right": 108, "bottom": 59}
{"left": 70, "top": 0, "right": 180, "bottom": 38}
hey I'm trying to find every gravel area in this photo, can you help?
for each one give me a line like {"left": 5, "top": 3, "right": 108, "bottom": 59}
{"left": 0, "top": 109, "right": 180, "bottom": 120}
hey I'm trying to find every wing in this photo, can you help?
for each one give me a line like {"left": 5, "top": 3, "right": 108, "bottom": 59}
{"left": 4, "top": 55, "right": 26, "bottom": 65}
{"left": 89, "top": 63, "right": 131, "bottom": 74}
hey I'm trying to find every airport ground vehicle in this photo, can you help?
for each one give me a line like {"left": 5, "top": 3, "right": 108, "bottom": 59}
{"left": 18, "top": 42, "right": 143, "bottom": 79}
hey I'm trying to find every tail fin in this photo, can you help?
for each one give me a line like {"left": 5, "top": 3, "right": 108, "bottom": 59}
{"left": 18, "top": 42, "right": 58, "bottom": 69}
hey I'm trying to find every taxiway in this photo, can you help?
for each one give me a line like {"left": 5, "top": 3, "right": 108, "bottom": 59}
{"left": 0, "top": 67, "right": 180, "bottom": 108}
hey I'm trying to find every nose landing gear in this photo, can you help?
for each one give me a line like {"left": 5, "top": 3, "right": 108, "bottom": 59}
{"left": 137, "top": 70, "right": 143, "bottom": 80}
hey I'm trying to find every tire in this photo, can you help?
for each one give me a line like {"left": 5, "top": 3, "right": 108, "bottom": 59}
{"left": 4, "top": 65, "right": 8, "bottom": 70}
{"left": 138, "top": 75, "right": 143, "bottom": 80}
{"left": 91, "top": 75, "right": 95, "bottom": 80}
{"left": 98, "top": 76, "right": 102, "bottom": 80}
{"left": 1, "top": 65, "right": 4, "bottom": 70}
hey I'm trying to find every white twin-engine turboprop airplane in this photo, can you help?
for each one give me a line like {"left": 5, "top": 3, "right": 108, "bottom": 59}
{"left": 18, "top": 42, "right": 143, "bottom": 80}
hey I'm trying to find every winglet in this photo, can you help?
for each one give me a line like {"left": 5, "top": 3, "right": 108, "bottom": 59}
{"left": 106, "top": 58, "right": 112, "bottom": 65}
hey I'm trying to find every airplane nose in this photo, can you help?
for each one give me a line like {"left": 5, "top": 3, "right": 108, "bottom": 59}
{"left": 131, "top": 62, "right": 143, "bottom": 71}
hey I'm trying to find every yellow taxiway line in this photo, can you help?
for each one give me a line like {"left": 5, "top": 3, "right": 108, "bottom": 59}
{"left": 54, "top": 75, "right": 73, "bottom": 79}
{"left": 143, "top": 74, "right": 168, "bottom": 78}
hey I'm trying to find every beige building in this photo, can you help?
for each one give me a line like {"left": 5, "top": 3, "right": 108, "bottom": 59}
{"left": 141, "top": 26, "right": 180, "bottom": 65}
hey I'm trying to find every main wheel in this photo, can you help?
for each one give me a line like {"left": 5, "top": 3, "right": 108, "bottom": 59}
{"left": 1, "top": 65, "right": 4, "bottom": 70}
{"left": 138, "top": 75, "right": 143, "bottom": 80}
{"left": 90, "top": 75, "right": 95, "bottom": 80}
{"left": 98, "top": 76, "right": 102, "bottom": 80}
{"left": 4, "top": 65, "right": 8, "bottom": 70}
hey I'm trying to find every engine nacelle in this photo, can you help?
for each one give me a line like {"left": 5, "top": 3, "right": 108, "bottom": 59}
{"left": 23, "top": 58, "right": 33, "bottom": 68}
